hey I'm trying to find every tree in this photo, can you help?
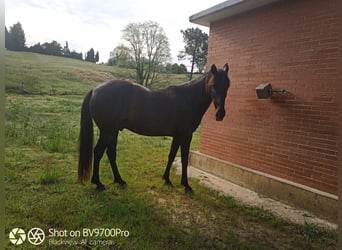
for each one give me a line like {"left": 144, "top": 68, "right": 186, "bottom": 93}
{"left": 29, "top": 42, "right": 44, "bottom": 54}
{"left": 85, "top": 48, "right": 95, "bottom": 62}
{"left": 5, "top": 26, "right": 10, "bottom": 49}
{"left": 95, "top": 51, "right": 99, "bottom": 63}
{"left": 28, "top": 41, "right": 64, "bottom": 56}
{"left": 121, "top": 21, "right": 171, "bottom": 86}
{"left": 85, "top": 48, "right": 98, "bottom": 63}
{"left": 41, "top": 41, "right": 62, "bottom": 56}
{"left": 178, "top": 28, "right": 208, "bottom": 80}
{"left": 7, "top": 22, "right": 26, "bottom": 51}
{"left": 178, "top": 64, "right": 188, "bottom": 74}
{"left": 165, "top": 63, "right": 188, "bottom": 74}
{"left": 172, "top": 63, "right": 187, "bottom": 74}
{"left": 63, "top": 41, "right": 70, "bottom": 57}
{"left": 70, "top": 51, "right": 83, "bottom": 60}
{"left": 108, "top": 44, "right": 134, "bottom": 68}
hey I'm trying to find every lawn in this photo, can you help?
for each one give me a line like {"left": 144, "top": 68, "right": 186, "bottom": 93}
{"left": 4, "top": 51, "right": 338, "bottom": 249}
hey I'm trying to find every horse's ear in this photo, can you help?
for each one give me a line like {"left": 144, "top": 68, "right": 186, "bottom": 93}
{"left": 211, "top": 64, "right": 217, "bottom": 75}
{"left": 223, "top": 63, "right": 229, "bottom": 73}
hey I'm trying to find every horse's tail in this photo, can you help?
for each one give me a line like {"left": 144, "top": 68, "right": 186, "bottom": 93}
{"left": 78, "top": 90, "right": 93, "bottom": 183}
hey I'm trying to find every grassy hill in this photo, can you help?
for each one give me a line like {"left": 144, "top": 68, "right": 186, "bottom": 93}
{"left": 5, "top": 50, "right": 189, "bottom": 94}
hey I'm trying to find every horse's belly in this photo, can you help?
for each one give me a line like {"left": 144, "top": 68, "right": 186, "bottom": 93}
{"left": 125, "top": 114, "right": 176, "bottom": 136}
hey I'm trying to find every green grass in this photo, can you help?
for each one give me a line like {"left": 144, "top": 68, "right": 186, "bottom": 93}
{"left": 5, "top": 50, "right": 189, "bottom": 94}
{"left": 4, "top": 51, "right": 338, "bottom": 249}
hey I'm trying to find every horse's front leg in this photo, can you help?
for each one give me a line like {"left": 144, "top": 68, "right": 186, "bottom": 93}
{"left": 180, "top": 134, "right": 193, "bottom": 193}
{"left": 163, "top": 137, "right": 180, "bottom": 186}
{"left": 106, "top": 131, "right": 126, "bottom": 187}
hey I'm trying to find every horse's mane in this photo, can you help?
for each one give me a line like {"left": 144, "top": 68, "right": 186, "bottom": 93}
{"left": 160, "top": 72, "right": 209, "bottom": 93}
{"left": 183, "top": 73, "right": 208, "bottom": 87}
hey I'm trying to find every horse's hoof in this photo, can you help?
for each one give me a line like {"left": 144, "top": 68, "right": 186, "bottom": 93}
{"left": 164, "top": 179, "right": 174, "bottom": 187}
{"left": 184, "top": 186, "right": 193, "bottom": 194}
{"left": 115, "top": 180, "right": 127, "bottom": 188}
{"left": 96, "top": 184, "right": 106, "bottom": 192}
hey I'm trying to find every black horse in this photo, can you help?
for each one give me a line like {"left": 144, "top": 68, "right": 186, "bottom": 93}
{"left": 78, "top": 63, "right": 230, "bottom": 192}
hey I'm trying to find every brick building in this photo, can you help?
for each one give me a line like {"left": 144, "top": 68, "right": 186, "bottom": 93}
{"left": 190, "top": 0, "right": 339, "bottom": 220}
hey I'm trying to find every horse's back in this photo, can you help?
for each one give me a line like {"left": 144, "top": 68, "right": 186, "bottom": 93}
{"left": 93, "top": 80, "right": 150, "bottom": 95}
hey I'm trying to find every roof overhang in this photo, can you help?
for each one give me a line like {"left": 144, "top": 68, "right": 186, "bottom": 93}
{"left": 190, "top": 0, "right": 282, "bottom": 27}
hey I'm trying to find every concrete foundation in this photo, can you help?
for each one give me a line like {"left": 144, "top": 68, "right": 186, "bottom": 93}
{"left": 188, "top": 151, "right": 338, "bottom": 222}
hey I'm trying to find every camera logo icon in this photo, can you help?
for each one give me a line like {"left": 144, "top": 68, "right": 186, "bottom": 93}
{"left": 27, "top": 227, "right": 45, "bottom": 245}
{"left": 9, "top": 228, "right": 26, "bottom": 245}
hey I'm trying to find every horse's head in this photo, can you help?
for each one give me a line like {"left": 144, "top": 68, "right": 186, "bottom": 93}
{"left": 206, "top": 63, "right": 230, "bottom": 121}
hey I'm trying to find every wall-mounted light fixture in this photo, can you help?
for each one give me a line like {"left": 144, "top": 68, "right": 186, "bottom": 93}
{"left": 256, "top": 83, "right": 285, "bottom": 99}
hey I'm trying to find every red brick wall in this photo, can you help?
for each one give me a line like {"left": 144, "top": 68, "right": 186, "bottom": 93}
{"left": 201, "top": 0, "right": 339, "bottom": 195}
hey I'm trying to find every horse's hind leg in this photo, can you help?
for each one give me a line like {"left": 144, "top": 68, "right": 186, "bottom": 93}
{"left": 106, "top": 131, "right": 126, "bottom": 187}
{"left": 163, "top": 137, "right": 180, "bottom": 186}
{"left": 92, "top": 132, "right": 111, "bottom": 191}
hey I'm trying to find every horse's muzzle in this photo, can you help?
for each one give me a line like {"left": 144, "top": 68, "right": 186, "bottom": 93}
{"left": 215, "top": 109, "right": 225, "bottom": 121}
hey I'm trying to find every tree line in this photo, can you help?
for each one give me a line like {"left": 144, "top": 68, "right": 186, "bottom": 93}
{"left": 5, "top": 22, "right": 99, "bottom": 63}
{"left": 6, "top": 21, "right": 209, "bottom": 87}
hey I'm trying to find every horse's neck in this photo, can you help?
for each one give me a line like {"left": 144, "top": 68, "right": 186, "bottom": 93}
{"left": 186, "top": 76, "right": 212, "bottom": 116}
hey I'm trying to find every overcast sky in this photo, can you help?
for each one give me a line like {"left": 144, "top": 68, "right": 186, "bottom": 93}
{"left": 5, "top": 0, "right": 223, "bottom": 64}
